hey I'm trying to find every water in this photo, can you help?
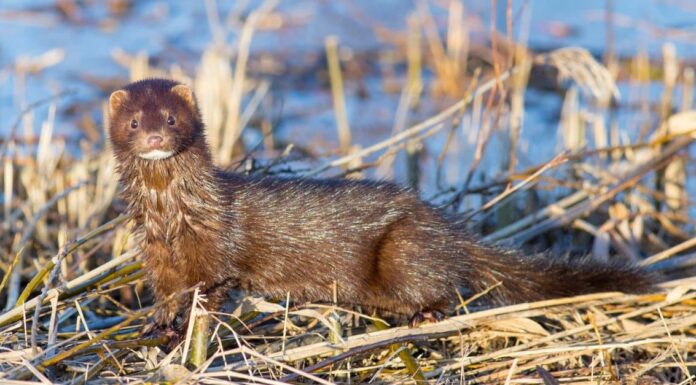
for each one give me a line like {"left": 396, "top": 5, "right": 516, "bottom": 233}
{"left": 0, "top": 0, "right": 694, "bottom": 214}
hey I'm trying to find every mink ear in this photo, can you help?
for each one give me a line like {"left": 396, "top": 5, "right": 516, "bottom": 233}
{"left": 171, "top": 84, "right": 196, "bottom": 108}
{"left": 109, "top": 90, "right": 129, "bottom": 116}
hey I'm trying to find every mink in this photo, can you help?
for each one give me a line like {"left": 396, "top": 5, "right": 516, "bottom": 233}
{"left": 107, "top": 78, "right": 655, "bottom": 333}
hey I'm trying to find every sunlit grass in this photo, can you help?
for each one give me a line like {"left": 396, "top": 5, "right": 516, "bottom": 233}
{"left": 0, "top": 1, "right": 695, "bottom": 383}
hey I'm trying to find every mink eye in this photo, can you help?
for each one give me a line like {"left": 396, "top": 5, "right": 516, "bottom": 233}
{"left": 167, "top": 116, "right": 176, "bottom": 126}
{"left": 130, "top": 119, "right": 138, "bottom": 129}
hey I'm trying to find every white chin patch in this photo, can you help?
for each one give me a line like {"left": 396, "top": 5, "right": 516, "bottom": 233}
{"left": 139, "top": 150, "right": 175, "bottom": 160}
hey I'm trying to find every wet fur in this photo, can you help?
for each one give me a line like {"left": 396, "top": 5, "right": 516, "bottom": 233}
{"left": 108, "top": 79, "right": 655, "bottom": 330}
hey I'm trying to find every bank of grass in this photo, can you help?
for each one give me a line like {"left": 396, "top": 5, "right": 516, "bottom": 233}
{"left": 1, "top": 2, "right": 696, "bottom": 384}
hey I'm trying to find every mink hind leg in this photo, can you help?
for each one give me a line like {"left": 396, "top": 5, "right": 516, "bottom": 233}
{"left": 369, "top": 215, "right": 456, "bottom": 325}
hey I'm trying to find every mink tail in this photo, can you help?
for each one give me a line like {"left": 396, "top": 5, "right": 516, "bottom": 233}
{"left": 458, "top": 240, "right": 657, "bottom": 305}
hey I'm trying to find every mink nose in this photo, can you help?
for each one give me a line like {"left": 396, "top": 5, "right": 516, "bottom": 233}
{"left": 147, "top": 135, "right": 163, "bottom": 149}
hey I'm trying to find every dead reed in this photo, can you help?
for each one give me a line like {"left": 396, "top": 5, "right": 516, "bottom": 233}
{"left": 0, "top": 1, "right": 695, "bottom": 384}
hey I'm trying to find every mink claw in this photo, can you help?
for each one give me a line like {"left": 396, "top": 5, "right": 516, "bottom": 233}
{"left": 141, "top": 322, "right": 181, "bottom": 351}
{"left": 141, "top": 322, "right": 162, "bottom": 338}
{"left": 408, "top": 312, "right": 424, "bottom": 328}
{"left": 164, "top": 329, "right": 183, "bottom": 352}
{"left": 408, "top": 310, "right": 445, "bottom": 328}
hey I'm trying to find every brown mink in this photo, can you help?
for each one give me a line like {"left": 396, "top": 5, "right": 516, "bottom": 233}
{"left": 107, "top": 78, "right": 654, "bottom": 332}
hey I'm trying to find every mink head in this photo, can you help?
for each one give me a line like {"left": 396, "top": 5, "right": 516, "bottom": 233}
{"left": 108, "top": 78, "right": 204, "bottom": 161}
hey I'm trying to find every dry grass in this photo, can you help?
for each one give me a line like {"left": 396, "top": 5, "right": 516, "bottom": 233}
{"left": 1, "top": 1, "right": 696, "bottom": 384}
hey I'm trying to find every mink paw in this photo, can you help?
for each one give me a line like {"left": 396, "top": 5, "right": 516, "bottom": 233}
{"left": 141, "top": 322, "right": 182, "bottom": 351}
{"left": 408, "top": 310, "right": 445, "bottom": 328}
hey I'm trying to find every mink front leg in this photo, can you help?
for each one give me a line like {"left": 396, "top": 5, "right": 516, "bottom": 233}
{"left": 141, "top": 298, "right": 182, "bottom": 348}
{"left": 144, "top": 253, "right": 189, "bottom": 337}
{"left": 143, "top": 277, "right": 190, "bottom": 351}
{"left": 142, "top": 290, "right": 184, "bottom": 343}
{"left": 162, "top": 281, "right": 233, "bottom": 335}
{"left": 152, "top": 297, "right": 181, "bottom": 328}
{"left": 202, "top": 281, "right": 233, "bottom": 315}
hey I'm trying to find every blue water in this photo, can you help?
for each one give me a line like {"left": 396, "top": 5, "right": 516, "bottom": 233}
{"left": 0, "top": 0, "right": 694, "bottom": 215}
{"left": 527, "top": 0, "right": 696, "bottom": 57}
{"left": 1, "top": 0, "right": 694, "bottom": 134}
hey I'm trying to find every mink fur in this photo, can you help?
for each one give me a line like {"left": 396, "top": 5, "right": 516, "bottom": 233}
{"left": 108, "top": 78, "right": 655, "bottom": 331}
